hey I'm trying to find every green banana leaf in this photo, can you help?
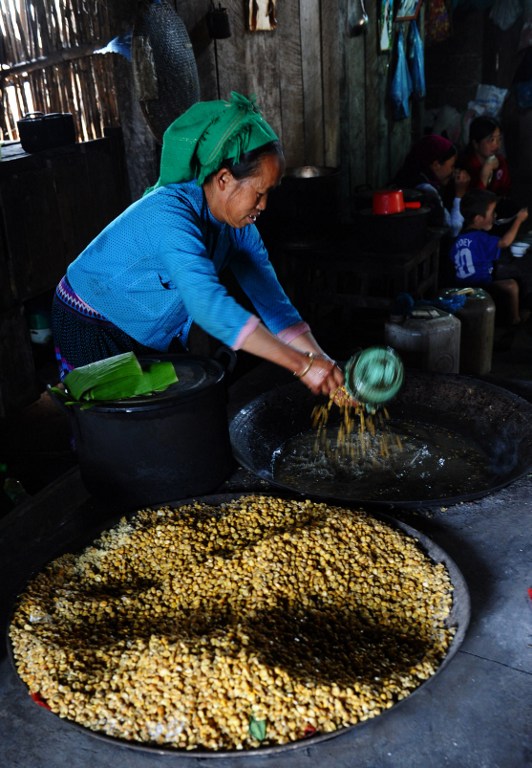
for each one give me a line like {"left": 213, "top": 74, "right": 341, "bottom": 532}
{"left": 62, "top": 352, "right": 178, "bottom": 402}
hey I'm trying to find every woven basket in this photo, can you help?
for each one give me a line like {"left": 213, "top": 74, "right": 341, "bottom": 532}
{"left": 132, "top": 0, "right": 200, "bottom": 142}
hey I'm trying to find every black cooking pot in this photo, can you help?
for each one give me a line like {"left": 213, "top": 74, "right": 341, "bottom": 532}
{"left": 257, "top": 165, "right": 341, "bottom": 246}
{"left": 50, "top": 354, "right": 235, "bottom": 508}
{"left": 17, "top": 111, "right": 76, "bottom": 153}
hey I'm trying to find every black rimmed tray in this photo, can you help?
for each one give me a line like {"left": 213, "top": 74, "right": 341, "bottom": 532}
{"left": 7, "top": 492, "right": 470, "bottom": 758}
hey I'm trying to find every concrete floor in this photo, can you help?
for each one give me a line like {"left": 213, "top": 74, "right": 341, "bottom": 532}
{"left": 1, "top": 354, "right": 532, "bottom": 767}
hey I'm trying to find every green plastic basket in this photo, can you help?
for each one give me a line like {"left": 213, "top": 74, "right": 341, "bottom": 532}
{"left": 344, "top": 346, "right": 404, "bottom": 408}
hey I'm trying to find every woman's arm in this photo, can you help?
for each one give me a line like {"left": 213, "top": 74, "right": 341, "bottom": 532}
{"left": 239, "top": 323, "right": 344, "bottom": 395}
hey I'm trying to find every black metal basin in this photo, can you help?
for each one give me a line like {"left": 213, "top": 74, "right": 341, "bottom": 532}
{"left": 229, "top": 371, "right": 532, "bottom": 508}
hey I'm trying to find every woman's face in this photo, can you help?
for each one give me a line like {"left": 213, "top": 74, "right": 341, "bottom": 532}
{"left": 473, "top": 129, "right": 502, "bottom": 159}
{"left": 214, "top": 154, "right": 284, "bottom": 229}
{"left": 430, "top": 154, "right": 456, "bottom": 186}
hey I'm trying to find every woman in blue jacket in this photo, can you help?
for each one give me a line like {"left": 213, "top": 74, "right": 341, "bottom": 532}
{"left": 52, "top": 93, "right": 343, "bottom": 396}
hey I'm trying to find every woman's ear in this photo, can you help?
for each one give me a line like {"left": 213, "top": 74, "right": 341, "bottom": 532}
{"left": 215, "top": 168, "right": 233, "bottom": 190}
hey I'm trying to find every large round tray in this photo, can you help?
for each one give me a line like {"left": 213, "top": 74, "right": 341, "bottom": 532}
{"left": 7, "top": 492, "right": 470, "bottom": 757}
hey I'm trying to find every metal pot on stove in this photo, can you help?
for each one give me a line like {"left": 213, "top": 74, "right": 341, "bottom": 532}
{"left": 257, "top": 165, "right": 341, "bottom": 245}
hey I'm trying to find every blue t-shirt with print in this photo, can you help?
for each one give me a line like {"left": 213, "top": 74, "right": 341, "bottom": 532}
{"left": 449, "top": 229, "right": 500, "bottom": 286}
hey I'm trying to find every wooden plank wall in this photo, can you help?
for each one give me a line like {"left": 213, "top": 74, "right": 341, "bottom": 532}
{"left": 177, "top": 0, "right": 418, "bottom": 207}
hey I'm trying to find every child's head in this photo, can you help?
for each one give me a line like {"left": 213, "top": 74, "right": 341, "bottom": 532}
{"left": 468, "top": 116, "right": 502, "bottom": 158}
{"left": 460, "top": 189, "right": 498, "bottom": 231}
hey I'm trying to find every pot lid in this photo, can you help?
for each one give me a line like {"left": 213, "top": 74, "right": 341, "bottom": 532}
{"left": 17, "top": 112, "right": 45, "bottom": 124}
{"left": 72, "top": 355, "right": 225, "bottom": 410}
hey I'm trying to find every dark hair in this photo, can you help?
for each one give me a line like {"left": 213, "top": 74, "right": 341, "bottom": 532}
{"left": 221, "top": 140, "right": 285, "bottom": 180}
{"left": 394, "top": 134, "right": 457, "bottom": 187}
{"left": 430, "top": 142, "right": 456, "bottom": 166}
{"left": 468, "top": 116, "right": 501, "bottom": 145}
{"left": 460, "top": 189, "right": 498, "bottom": 229}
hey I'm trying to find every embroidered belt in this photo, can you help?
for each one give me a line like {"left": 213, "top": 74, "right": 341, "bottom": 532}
{"left": 56, "top": 276, "right": 107, "bottom": 321}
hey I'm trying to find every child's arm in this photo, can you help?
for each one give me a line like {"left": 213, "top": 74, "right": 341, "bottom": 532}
{"left": 498, "top": 208, "right": 529, "bottom": 249}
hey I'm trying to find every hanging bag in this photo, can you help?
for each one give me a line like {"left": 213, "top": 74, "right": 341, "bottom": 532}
{"left": 407, "top": 20, "right": 426, "bottom": 100}
{"left": 390, "top": 29, "right": 412, "bottom": 120}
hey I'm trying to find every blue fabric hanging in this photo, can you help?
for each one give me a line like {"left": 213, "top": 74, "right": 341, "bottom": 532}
{"left": 407, "top": 20, "right": 426, "bottom": 99}
{"left": 390, "top": 29, "right": 412, "bottom": 120}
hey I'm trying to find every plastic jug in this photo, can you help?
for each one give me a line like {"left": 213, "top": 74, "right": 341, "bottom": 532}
{"left": 439, "top": 288, "right": 495, "bottom": 375}
{"left": 384, "top": 307, "right": 461, "bottom": 374}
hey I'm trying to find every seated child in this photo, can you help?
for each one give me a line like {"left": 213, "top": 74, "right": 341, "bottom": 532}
{"left": 460, "top": 117, "right": 523, "bottom": 236}
{"left": 461, "top": 116, "right": 510, "bottom": 196}
{"left": 449, "top": 189, "right": 530, "bottom": 325}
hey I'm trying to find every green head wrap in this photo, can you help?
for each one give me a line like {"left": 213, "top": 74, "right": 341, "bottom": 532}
{"left": 145, "top": 92, "right": 279, "bottom": 193}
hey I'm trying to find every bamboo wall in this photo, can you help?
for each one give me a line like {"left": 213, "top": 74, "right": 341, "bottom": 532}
{"left": 0, "top": 0, "right": 122, "bottom": 141}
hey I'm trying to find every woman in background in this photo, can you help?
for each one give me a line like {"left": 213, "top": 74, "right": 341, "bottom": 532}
{"left": 461, "top": 115, "right": 521, "bottom": 234}
{"left": 394, "top": 134, "right": 470, "bottom": 237}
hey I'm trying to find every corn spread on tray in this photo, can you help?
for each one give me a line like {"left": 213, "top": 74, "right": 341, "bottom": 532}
{"left": 8, "top": 494, "right": 469, "bottom": 756}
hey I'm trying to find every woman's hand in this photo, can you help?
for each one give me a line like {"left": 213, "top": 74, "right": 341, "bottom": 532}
{"left": 239, "top": 324, "right": 344, "bottom": 395}
{"left": 453, "top": 168, "right": 470, "bottom": 197}
{"left": 296, "top": 353, "right": 344, "bottom": 396}
{"left": 481, "top": 155, "right": 499, "bottom": 187}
